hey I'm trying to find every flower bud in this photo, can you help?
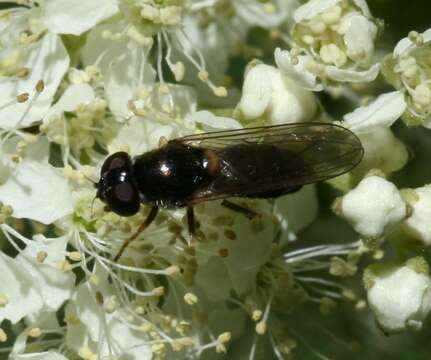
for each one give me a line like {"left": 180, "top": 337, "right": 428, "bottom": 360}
{"left": 239, "top": 64, "right": 317, "bottom": 124}
{"left": 364, "top": 258, "right": 431, "bottom": 333}
{"left": 340, "top": 176, "right": 407, "bottom": 238}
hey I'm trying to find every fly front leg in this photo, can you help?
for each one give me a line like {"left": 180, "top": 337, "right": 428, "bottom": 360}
{"left": 114, "top": 205, "right": 159, "bottom": 261}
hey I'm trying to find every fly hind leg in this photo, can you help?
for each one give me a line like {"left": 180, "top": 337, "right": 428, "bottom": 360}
{"left": 187, "top": 207, "right": 196, "bottom": 245}
{"left": 221, "top": 199, "right": 260, "bottom": 220}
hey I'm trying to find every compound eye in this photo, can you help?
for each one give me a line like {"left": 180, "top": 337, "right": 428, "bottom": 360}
{"left": 105, "top": 181, "right": 140, "bottom": 216}
{"left": 101, "top": 152, "right": 132, "bottom": 175}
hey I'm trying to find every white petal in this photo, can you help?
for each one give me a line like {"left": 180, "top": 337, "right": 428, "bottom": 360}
{"left": 73, "top": 282, "right": 104, "bottom": 341}
{"left": 195, "top": 257, "right": 233, "bottom": 302}
{"left": 81, "top": 23, "right": 123, "bottom": 69}
{"left": 0, "top": 234, "right": 73, "bottom": 323}
{"left": 100, "top": 318, "right": 152, "bottom": 359}
{"left": 343, "top": 14, "right": 377, "bottom": 60}
{"left": 208, "top": 306, "right": 247, "bottom": 339}
{"left": 109, "top": 117, "right": 178, "bottom": 156}
{"left": 150, "top": 84, "right": 197, "bottom": 119}
{"left": 23, "top": 233, "right": 70, "bottom": 266}
{"left": 352, "top": 0, "right": 371, "bottom": 17}
{"left": 12, "top": 351, "right": 69, "bottom": 360}
{"left": 198, "top": 201, "right": 276, "bottom": 294}
{"left": 325, "top": 62, "right": 380, "bottom": 82}
{"left": 103, "top": 47, "right": 156, "bottom": 119}
{"left": 173, "top": 16, "right": 240, "bottom": 107}
{"left": 189, "top": 110, "right": 242, "bottom": 131}
{"left": 357, "top": 126, "right": 408, "bottom": 174}
{"left": 343, "top": 91, "right": 406, "bottom": 131}
{"left": 0, "top": 136, "right": 50, "bottom": 184}
{"left": 43, "top": 84, "right": 95, "bottom": 123}
{"left": 0, "top": 253, "right": 43, "bottom": 323}
{"left": 15, "top": 253, "right": 75, "bottom": 313}
{"left": 273, "top": 185, "right": 318, "bottom": 245}
{"left": 240, "top": 63, "right": 318, "bottom": 123}
{"left": 239, "top": 64, "right": 272, "bottom": 119}
{"left": 0, "top": 160, "right": 73, "bottom": 224}
{"left": 275, "top": 48, "right": 323, "bottom": 91}
{"left": 294, "top": 0, "right": 339, "bottom": 23}
{"left": 180, "top": 16, "right": 230, "bottom": 83}
{"left": 0, "top": 34, "right": 69, "bottom": 128}
{"left": 267, "top": 66, "right": 317, "bottom": 124}
{"left": 234, "top": 0, "right": 294, "bottom": 28}
{"left": 42, "top": 0, "right": 119, "bottom": 35}
{"left": 70, "top": 274, "right": 152, "bottom": 359}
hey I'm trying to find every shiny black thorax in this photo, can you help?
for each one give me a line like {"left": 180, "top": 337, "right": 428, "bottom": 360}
{"left": 133, "top": 142, "right": 212, "bottom": 207}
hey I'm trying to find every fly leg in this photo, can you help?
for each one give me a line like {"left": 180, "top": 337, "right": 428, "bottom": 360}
{"left": 221, "top": 199, "right": 260, "bottom": 220}
{"left": 113, "top": 205, "right": 159, "bottom": 261}
{"left": 187, "top": 207, "right": 196, "bottom": 245}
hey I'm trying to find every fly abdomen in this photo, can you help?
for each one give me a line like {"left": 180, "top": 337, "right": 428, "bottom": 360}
{"left": 211, "top": 143, "right": 306, "bottom": 198}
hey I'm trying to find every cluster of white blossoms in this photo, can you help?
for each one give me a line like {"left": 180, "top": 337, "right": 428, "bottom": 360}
{"left": 0, "top": 0, "right": 430, "bottom": 359}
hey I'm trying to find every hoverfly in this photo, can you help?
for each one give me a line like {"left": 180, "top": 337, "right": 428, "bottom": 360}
{"left": 96, "top": 122, "right": 363, "bottom": 260}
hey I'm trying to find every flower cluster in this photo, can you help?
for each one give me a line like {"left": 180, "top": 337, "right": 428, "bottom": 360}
{"left": 0, "top": 0, "right": 430, "bottom": 359}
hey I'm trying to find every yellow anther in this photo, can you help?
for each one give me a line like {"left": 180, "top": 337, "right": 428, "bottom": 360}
{"left": 17, "top": 93, "right": 29, "bottom": 103}
{"left": 28, "top": 327, "right": 42, "bottom": 338}
{"left": 183, "top": 292, "right": 198, "bottom": 305}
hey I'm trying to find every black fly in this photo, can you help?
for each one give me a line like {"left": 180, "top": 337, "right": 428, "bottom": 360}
{"left": 95, "top": 122, "right": 363, "bottom": 260}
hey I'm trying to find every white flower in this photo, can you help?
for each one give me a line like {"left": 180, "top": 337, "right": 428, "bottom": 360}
{"left": 239, "top": 63, "right": 317, "bottom": 124}
{"left": 81, "top": 26, "right": 156, "bottom": 120}
{"left": 364, "top": 258, "right": 431, "bottom": 333}
{"left": 0, "top": 33, "right": 70, "bottom": 129}
{"left": 65, "top": 272, "right": 152, "bottom": 359}
{"left": 0, "top": 0, "right": 114, "bottom": 131}
{"left": 339, "top": 176, "right": 407, "bottom": 238}
{"left": 402, "top": 185, "right": 431, "bottom": 246}
{"left": 0, "top": 231, "right": 75, "bottom": 324}
{"left": 284, "top": 0, "right": 379, "bottom": 86}
{"left": 382, "top": 28, "right": 431, "bottom": 127}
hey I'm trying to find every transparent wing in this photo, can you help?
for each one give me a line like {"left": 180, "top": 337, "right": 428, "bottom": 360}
{"left": 172, "top": 123, "right": 363, "bottom": 205}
